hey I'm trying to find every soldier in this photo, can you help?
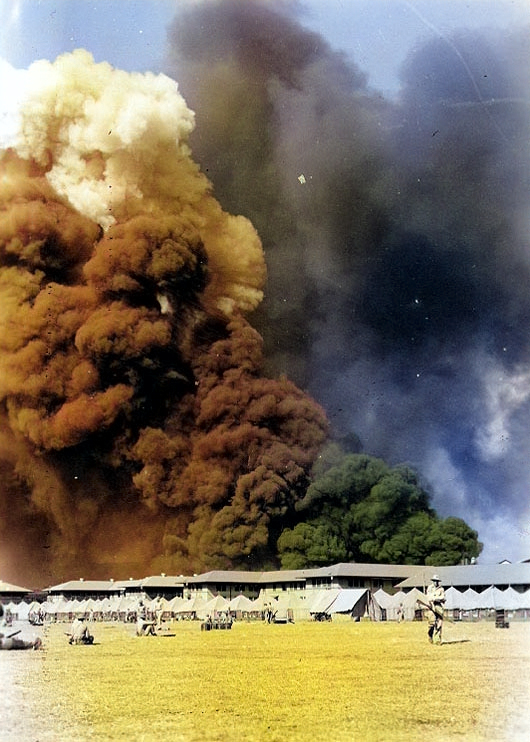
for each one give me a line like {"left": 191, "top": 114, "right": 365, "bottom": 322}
{"left": 1, "top": 602, "right": 42, "bottom": 649}
{"left": 69, "top": 617, "right": 94, "bottom": 645}
{"left": 154, "top": 596, "right": 164, "bottom": 631}
{"left": 425, "top": 575, "right": 446, "bottom": 644}
{"left": 136, "top": 601, "right": 156, "bottom": 636}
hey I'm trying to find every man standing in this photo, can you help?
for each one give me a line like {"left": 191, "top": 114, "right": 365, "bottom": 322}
{"left": 425, "top": 575, "right": 446, "bottom": 644}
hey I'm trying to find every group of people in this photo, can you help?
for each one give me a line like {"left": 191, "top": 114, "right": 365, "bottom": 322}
{"left": 67, "top": 597, "right": 169, "bottom": 641}
{"left": 2, "top": 580, "right": 447, "bottom": 648}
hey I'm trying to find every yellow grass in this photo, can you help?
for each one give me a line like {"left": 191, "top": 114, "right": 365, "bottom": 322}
{"left": 17, "top": 619, "right": 530, "bottom": 741}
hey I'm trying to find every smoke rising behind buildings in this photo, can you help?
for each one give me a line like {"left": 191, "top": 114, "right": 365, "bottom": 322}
{"left": 166, "top": 0, "right": 530, "bottom": 562}
{"left": 0, "top": 0, "right": 528, "bottom": 582}
{"left": 0, "top": 49, "right": 328, "bottom": 584}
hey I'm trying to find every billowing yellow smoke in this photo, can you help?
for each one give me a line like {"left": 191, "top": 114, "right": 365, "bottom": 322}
{"left": 4, "top": 49, "right": 265, "bottom": 314}
{"left": 0, "top": 51, "right": 328, "bottom": 585}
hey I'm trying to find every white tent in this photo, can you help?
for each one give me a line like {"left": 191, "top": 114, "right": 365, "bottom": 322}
{"left": 471, "top": 586, "right": 525, "bottom": 610}
{"left": 27, "top": 601, "right": 42, "bottom": 621}
{"left": 167, "top": 595, "right": 186, "bottom": 614}
{"left": 308, "top": 588, "right": 372, "bottom": 619}
{"left": 399, "top": 588, "right": 427, "bottom": 620}
{"left": 459, "top": 588, "right": 480, "bottom": 611}
{"left": 174, "top": 594, "right": 208, "bottom": 618}
{"left": 444, "top": 586, "right": 530, "bottom": 612}
{"left": 328, "top": 589, "right": 371, "bottom": 618}
{"left": 472, "top": 586, "right": 499, "bottom": 609}
{"left": 373, "top": 589, "right": 396, "bottom": 607}
{"left": 373, "top": 589, "right": 408, "bottom": 621}
{"left": 2, "top": 600, "right": 30, "bottom": 620}
{"left": 202, "top": 595, "right": 230, "bottom": 614}
{"left": 253, "top": 591, "right": 274, "bottom": 612}
{"left": 115, "top": 595, "right": 136, "bottom": 617}
{"left": 45, "top": 597, "right": 69, "bottom": 619}
{"left": 518, "top": 589, "right": 530, "bottom": 610}
{"left": 273, "top": 592, "right": 314, "bottom": 622}
{"left": 147, "top": 596, "right": 170, "bottom": 612}
{"left": 497, "top": 587, "right": 525, "bottom": 611}
{"left": 444, "top": 586, "right": 471, "bottom": 611}
{"left": 228, "top": 594, "right": 255, "bottom": 612}
{"left": 307, "top": 589, "right": 340, "bottom": 615}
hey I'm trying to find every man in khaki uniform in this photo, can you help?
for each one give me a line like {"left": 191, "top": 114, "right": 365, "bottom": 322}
{"left": 69, "top": 617, "right": 94, "bottom": 645}
{"left": 425, "top": 575, "right": 446, "bottom": 644}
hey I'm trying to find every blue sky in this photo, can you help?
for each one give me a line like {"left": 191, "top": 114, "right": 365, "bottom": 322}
{"left": 1, "top": 0, "right": 528, "bottom": 94}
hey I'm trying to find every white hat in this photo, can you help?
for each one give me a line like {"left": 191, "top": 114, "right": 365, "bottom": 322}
{"left": 431, "top": 574, "right": 441, "bottom": 582}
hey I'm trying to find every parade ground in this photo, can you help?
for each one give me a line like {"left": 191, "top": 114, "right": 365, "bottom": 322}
{"left": 3, "top": 619, "right": 529, "bottom": 742}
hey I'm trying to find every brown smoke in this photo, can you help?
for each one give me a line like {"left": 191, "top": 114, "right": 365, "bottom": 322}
{"left": 0, "top": 51, "right": 328, "bottom": 586}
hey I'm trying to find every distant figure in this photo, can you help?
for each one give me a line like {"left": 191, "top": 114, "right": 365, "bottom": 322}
{"left": 69, "top": 617, "right": 94, "bottom": 645}
{"left": 397, "top": 603, "right": 404, "bottom": 623}
{"left": 0, "top": 631, "right": 42, "bottom": 650}
{"left": 0, "top": 605, "right": 42, "bottom": 650}
{"left": 136, "top": 601, "right": 156, "bottom": 636}
{"left": 425, "top": 575, "right": 446, "bottom": 644}
{"left": 154, "top": 596, "right": 164, "bottom": 630}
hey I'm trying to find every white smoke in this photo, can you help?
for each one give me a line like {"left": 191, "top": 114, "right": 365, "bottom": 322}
{"left": 1, "top": 49, "right": 265, "bottom": 315}
{"left": 0, "top": 58, "right": 32, "bottom": 148}
{"left": 476, "top": 361, "right": 530, "bottom": 461}
{"left": 2, "top": 50, "right": 196, "bottom": 229}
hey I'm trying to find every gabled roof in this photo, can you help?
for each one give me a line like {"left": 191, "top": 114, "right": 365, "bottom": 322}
{"left": 307, "top": 588, "right": 369, "bottom": 614}
{"left": 396, "top": 562, "right": 530, "bottom": 589}
{"left": 139, "top": 575, "right": 186, "bottom": 588}
{"left": 114, "top": 578, "right": 143, "bottom": 589}
{"left": 258, "top": 569, "right": 307, "bottom": 582}
{"left": 307, "top": 563, "right": 422, "bottom": 579}
{"left": 187, "top": 570, "right": 265, "bottom": 584}
{"left": 0, "top": 580, "right": 32, "bottom": 594}
{"left": 186, "top": 562, "right": 421, "bottom": 585}
{"left": 45, "top": 580, "right": 124, "bottom": 593}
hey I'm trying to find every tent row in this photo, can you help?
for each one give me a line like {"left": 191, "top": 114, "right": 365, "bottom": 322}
{"left": 3, "top": 585, "right": 530, "bottom": 624}
{"left": 2, "top": 593, "right": 269, "bottom": 623}
{"left": 443, "top": 585, "right": 530, "bottom": 611}
{"left": 4, "top": 590, "right": 372, "bottom": 623}
{"left": 373, "top": 586, "right": 530, "bottom": 618}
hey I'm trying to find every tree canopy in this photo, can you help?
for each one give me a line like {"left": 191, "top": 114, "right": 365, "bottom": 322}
{"left": 277, "top": 453, "right": 482, "bottom": 568}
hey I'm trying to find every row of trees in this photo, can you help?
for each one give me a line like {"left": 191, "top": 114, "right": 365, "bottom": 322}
{"left": 276, "top": 449, "right": 482, "bottom": 569}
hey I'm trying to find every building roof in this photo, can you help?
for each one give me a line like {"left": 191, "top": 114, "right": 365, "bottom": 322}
{"left": 45, "top": 579, "right": 125, "bottom": 593}
{"left": 396, "top": 562, "right": 530, "bottom": 589}
{"left": 139, "top": 575, "right": 186, "bottom": 588}
{"left": 187, "top": 570, "right": 265, "bottom": 585}
{"left": 308, "top": 563, "right": 422, "bottom": 579}
{"left": 114, "top": 578, "right": 143, "bottom": 590}
{"left": 187, "top": 562, "right": 421, "bottom": 585}
{"left": 0, "top": 579, "right": 32, "bottom": 594}
{"left": 38, "top": 561, "right": 530, "bottom": 597}
{"left": 258, "top": 569, "right": 308, "bottom": 583}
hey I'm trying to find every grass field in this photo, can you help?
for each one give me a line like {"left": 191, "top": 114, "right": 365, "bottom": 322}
{"left": 11, "top": 619, "right": 530, "bottom": 742}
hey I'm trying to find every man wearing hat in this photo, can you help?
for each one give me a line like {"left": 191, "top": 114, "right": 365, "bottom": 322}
{"left": 425, "top": 575, "right": 446, "bottom": 644}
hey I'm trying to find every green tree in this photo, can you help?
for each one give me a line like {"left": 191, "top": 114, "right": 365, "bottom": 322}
{"left": 276, "top": 523, "right": 347, "bottom": 570}
{"left": 277, "top": 453, "right": 482, "bottom": 568}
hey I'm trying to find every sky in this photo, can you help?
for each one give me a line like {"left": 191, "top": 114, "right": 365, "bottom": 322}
{"left": 2, "top": 0, "right": 529, "bottom": 92}
{"left": 0, "top": 0, "right": 529, "bottom": 571}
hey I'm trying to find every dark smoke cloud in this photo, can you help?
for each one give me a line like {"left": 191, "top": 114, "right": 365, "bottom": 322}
{"left": 166, "top": 1, "right": 530, "bottom": 560}
{"left": 0, "top": 52, "right": 328, "bottom": 585}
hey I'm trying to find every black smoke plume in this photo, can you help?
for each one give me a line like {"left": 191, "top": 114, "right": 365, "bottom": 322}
{"left": 166, "top": 0, "right": 530, "bottom": 560}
